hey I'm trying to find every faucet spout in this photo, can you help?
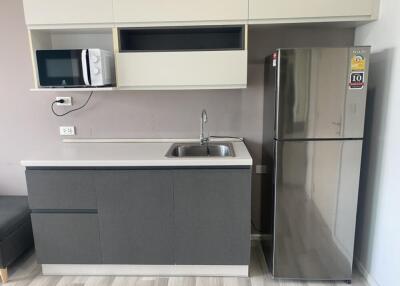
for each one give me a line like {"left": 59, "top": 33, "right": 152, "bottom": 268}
{"left": 200, "top": 109, "right": 209, "bottom": 145}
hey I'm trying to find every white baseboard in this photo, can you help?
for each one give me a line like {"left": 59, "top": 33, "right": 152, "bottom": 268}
{"left": 355, "top": 259, "right": 380, "bottom": 286}
{"left": 42, "top": 264, "right": 249, "bottom": 277}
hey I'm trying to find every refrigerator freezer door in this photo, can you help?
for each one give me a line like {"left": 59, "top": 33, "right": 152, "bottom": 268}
{"left": 273, "top": 139, "right": 362, "bottom": 280}
{"left": 275, "top": 48, "right": 369, "bottom": 140}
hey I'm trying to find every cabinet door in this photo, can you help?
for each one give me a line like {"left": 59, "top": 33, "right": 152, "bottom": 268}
{"left": 31, "top": 213, "right": 102, "bottom": 264}
{"left": 95, "top": 170, "right": 174, "bottom": 264}
{"left": 23, "top": 0, "right": 113, "bottom": 26}
{"left": 113, "top": 0, "right": 248, "bottom": 24}
{"left": 249, "top": 0, "right": 376, "bottom": 21}
{"left": 116, "top": 51, "right": 247, "bottom": 89}
{"left": 173, "top": 169, "right": 251, "bottom": 265}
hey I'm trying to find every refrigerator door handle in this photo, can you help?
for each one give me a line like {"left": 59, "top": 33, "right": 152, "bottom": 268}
{"left": 332, "top": 121, "right": 342, "bottom": 135}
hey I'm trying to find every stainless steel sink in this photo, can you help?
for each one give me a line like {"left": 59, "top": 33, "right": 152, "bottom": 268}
{"left": 166, "top": 142, "right": 235, "bottom": 158}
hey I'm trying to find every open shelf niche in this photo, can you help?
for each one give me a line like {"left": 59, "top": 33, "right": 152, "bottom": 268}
{"left": 118, "top": 26, "right": 245, "bottom": 52}
{"left": 114, "top": 25, "right": 248, "bottom": 90}
{"left": 28, "top": 28, "right": 115, "bottom": 90}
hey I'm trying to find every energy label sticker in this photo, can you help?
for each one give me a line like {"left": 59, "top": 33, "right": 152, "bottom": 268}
{"left": 351, "top": 54, "right": 366, "bottom": 71}
{"left": 349, "top": 72, "right": 365, "bottom": 90}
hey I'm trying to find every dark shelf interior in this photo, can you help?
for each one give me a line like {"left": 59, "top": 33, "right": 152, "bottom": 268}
{"left": 119, "top": 26, "right": 244, "bottom": 52}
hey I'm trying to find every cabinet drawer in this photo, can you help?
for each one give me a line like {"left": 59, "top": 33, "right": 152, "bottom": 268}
{"left": 113, "top": 0, "right": 248, "bottom": 24}
{"left": 249, "top": 0, "right": 376, "bottom": 21}
{"left": 31, "top": 213, "right": 102, "bottom": 264}
{"left": 116, "top": 50, "right": 247, "bottom": 89}
{"left": 26, "top": 170, "right": 97, "bottom": 210}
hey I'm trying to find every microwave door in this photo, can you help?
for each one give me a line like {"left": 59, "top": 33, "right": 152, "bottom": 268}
{"left": 81, "top": 49, "right": 91, "bottom": 86}
{"left": 36, "top": 50, "right": 86, "bottom": 87}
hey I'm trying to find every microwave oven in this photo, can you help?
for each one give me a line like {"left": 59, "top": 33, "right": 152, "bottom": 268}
{"left": 36, "top": 49, "right": 115, "bottom": 88}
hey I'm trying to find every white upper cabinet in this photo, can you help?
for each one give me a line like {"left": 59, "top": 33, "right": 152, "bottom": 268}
{"left": 23, "top": 0, "right": 114, "bottom": 26}
{"left": 23, "top": 0, "right": 380, "bottom": 27}
{"left": 116, "top": 51, "right": 248, "bottom": 90}
{"left": 249, "top": 0, "right": 379, "bottom": 23}
{"left": 115, "top": 26, "right": 248, "bottom": 90}
{"left": 113, "top": 0, "right": 249, "bottom": 24}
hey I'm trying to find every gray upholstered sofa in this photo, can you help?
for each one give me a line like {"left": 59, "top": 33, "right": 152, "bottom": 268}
{"left": 0, "top": 196, "right": 33, "bottom": 283}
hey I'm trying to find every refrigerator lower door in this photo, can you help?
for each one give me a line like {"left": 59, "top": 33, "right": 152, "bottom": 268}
{"left": 273, "top": 139, "right": 362, "bottom": 280}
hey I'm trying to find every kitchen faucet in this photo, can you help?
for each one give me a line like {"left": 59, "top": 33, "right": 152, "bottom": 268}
{"left": 200, "top": 109, "right": 209, "bottom": 145}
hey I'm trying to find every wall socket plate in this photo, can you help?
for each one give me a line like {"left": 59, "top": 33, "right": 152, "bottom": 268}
{"left": 59, "top": 126, "right": 75, "bottom": 136}
{"left": 56, "top": 97, "right": 72, "bottom": 106}
{"left": 256, "top": 165, "right": 268, "bottom": 174}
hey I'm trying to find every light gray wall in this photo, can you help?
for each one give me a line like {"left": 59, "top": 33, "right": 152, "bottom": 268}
{"left": 354, "top": 1, "right": 400, "bottom": 285}
{"left": 0, "top": 0, "right": 354, "bottom": 232}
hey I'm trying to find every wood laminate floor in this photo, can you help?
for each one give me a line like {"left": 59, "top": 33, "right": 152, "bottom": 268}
{"left": 2, "top": 242, "right": 367, "bottom": 286}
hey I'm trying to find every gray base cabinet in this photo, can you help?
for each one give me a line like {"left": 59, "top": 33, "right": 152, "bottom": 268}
{"left": 174, "top": 169, "right": 251, "bottom": 265}
{"left": 95, "top": 170, "right": 175, "bottom": 264}
{"left": 26, "top": 170, "right": 97, "bottom": 210}
{"left": 31, "top": 213, "right": 102, "bottom": 264}
{"left": 26, "top": 167, "right": 251, "bottom": 266}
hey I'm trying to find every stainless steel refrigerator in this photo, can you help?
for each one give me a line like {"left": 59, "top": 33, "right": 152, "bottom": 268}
{"left": 263, "top": 47, "right": 370, "bottom": 282}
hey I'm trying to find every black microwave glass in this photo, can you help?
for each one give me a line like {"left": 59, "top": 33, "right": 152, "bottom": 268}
{"left": 36, "top": 50, "right": 86, "bottom": 87}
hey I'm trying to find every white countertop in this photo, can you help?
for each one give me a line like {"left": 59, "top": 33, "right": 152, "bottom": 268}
{"left": 21, "top": 139, "right": 253, "bottom": 167}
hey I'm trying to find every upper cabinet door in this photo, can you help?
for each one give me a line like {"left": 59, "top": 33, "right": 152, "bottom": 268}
{"left": 249, "top": 0, "right": 378, "bottom": 22}
{"left": 113, "top": 0, "right": 248, "bottom": 24}
{"left": 23, "top": 0, "right": 114, "bottom": 26}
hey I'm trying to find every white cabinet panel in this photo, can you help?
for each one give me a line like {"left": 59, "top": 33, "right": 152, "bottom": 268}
{"left": 23, "top": 0, "right": 113, "bottom": 26}
{"left": 249, "top": 0, "right": 377, "bottom": 22}
{"left": 113, "top": 0, "right": 248, "bottom": 24}
{"left": 116, "top": 51, "right": 247, "bottom": 89}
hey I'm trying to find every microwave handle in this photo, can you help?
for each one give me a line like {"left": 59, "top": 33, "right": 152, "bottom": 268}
{"left": 81, "top": 49, "right": 91, "bottom": 86}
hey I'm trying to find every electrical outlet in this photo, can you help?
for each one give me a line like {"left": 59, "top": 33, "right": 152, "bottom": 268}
{"left": 256, "top": 165, "right": 268, "bottom": 174}
{"left": 59, "top": 126, "right": 75, "bottom": 136}
{"left": 56, "top": 97, "right": 72, "bottom": 106}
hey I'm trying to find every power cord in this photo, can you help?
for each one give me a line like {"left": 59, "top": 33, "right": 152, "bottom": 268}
{"left": 51, "top": 91, "right": 94, "bottom": 117}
